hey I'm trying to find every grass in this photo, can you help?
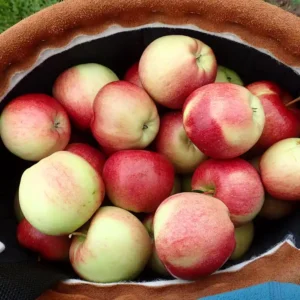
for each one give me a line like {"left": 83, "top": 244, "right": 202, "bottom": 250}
{"left": 0, "top": 0, "right": 299, "bottom": 33}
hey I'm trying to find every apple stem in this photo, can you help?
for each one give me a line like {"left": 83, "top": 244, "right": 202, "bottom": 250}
{"left": 69, "top": 232, "right": 87, "bottom": 239}
{"left": 192, "top": 189, "right": 215, "bottom": 195}
{"left": 286, "top": 97, "right": 300, "bottom": 107}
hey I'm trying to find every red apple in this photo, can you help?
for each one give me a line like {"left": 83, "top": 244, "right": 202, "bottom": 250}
{"left": 66, "top": 143, "right": 106, "bottom": 175}
{"left": 155, "top": 111, "right": 207, "bottom": 173}
{"left": 91, "top": 81, "right": 160, "bottom": 154}
{"left": 53, "top": 63, "right": 119, "bottom": 131}
{"left": 0, "top": 94, "right": 71, "bottom": 161}
{"left": 124, "top": 62, "right": 142, "bottom": 88}
{"left": 246, "top": 81, "right": 300, "bottom": 152}
{"left": 191, "top": 158, "right": 265, "bottom": 225}
{"left": 183, "top": 83, "right": 265, "bottom": 159}
{"left": 154, "top": 192, "right": 235, "bottom": 280}
{"left": 17, "top": 219, "right": 71, "bottom": 261}
{"left": 260, "top": 137, "right": 300, "bottom": 201}
{"left": 139, "top": 35, "right": 217, "bottom": 109}
{"left": 102, "top": 150, "right": 175, "bottom": 213}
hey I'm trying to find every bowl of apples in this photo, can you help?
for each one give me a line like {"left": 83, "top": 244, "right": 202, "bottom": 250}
{"left": 1, "top": 0, "right": 300, "bottom": 299}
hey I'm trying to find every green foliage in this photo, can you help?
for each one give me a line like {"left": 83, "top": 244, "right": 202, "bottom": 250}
{"left": 0, "top": 0, "right": 61, "bottom": 33}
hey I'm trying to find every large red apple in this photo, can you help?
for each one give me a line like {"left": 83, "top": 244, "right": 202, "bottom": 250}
{"left": 17, "top": 219, "right": 71, "bottom": 261}
{"left": 153, "top": 192, "right": 235, "bottom": 280}
{"left": 246, "top": 80, "right": 300, "bottom": 152}
{"left": 66, "top": 143, "right": 106, "bottom": 175}
{"left": 124, "top": 62, "right": 142, "bottom": 88}
{"left": 155, "top": 111, "right": 207, "bottom": 174}
{"left": 183, "top": 83, "right": 265, "bottom": 159}
{"left": 53, "top": 63, "right": 119, "bottom": 131}
{"left": 0, "top": 94, "right": 71, "bottom": 161}
{"left": 191, "top": 158, "right": 265, "bottom": 225}
{"left": 91, "top": 81, "right": 160, "bottom": 154}
{"left": 102, "top": 150, "right": 175, "bottom": 213}
{"left": 139, "top": 35, "right": 217, "bottom": 109}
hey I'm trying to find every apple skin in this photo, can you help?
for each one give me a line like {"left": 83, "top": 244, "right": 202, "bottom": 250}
{"left": 91, "top": 81, "right": 160, "bottom": 154}
{"left": 139, "top": 35, "right": 217, "bottom": 109}
{"left": 181, "top": 174, "right": 193, "bottom": 192}
{"left": 155, "top": 111, "right": 207, "bottom": 174}
{"left": 260, "top": 138, "right": 300, "bottom": 201}
{"left": 142, "top": 214, "right": 170, "bottom": 277}
{"left": 154, "top": 192, "right": 235, "bottom": 280}
{"left": 124, "top": 62, "right": 143, "bottom": 88}
{"left": 183, "top": 83, "right": 265, "bottom": 159}
{"left": 17, "top": 219, "right": 71, "bottom": 261}
{"left": 246, "top": 81, "right": 300, "bottom": 152}
{"left": 230, "top": 222, "right": 254, "bottom": 261}
{"left": 215, "top": 65, "right": 243, "bottom": 86}
{"left": 102, "top": 150, "right": 175, "bottom": 213}
{"left": 191, "top": 158, "right": 265, "bottom": 225}
{"left": 170, "top": 175, "right": 181, "bottom": 195}
{"left": 19, "top": 151, "right": 105, "bottom": 236}
{"left": 53, "top": 63, "right": 119, "bottom": 131}
{"left": 66, "top": 143, "right": 106, "bottom": 175}
{"left": 0, "top": 94, "right": 71, "bottom": 161}
{"left": 69, "top": 206, "right": 152, "bottom": 283}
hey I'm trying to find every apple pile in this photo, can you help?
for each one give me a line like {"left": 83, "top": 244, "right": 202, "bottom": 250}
{"left": 1, "top": 34, "right": 300, "bottom": 283}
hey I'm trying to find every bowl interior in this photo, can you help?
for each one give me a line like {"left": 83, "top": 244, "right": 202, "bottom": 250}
{"left": 1, "top": 26, "right": 300, "bottom": 282}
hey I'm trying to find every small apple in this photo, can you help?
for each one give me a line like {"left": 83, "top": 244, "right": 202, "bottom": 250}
{"left": 260, "top": 138, "right": 300, "bottom": 201}
{"left": 215, "top": 65, "right": 243, "bottom": 86}
{"left": 69, "top": 206, "right": 152, "bottom": 283}
{"left": 0, "top": 94, "right": 71, "bottom": 161}
{"left": 155, "top": 111, "right": 207, "bottom": 173}
{"left": 19, "top": 151, "right": 105, "bottom": 235}
{"left": 53, "top": 63, "right": 119, "bottom": 131}
{"left": 66, "top": 143, "right": 106, "bottom": 175}
{"left": 247, "top": 81, "right": 300, "bottom": 152}
{"left": 91, "top": 81, "right": 160, "bottom": 154}
{"left": 183, "top": 83, "right": 265, "bottom": 159}
{"left": 230, "top": 222, "right": 254, "bottom": 261}
{"left": 192, "top": 158, "right": 265, "bottom": 225}
{"left": 139, "top": 35, "right": 217, "bottom": 109}
{"left": 154, "top": 192, "right": 235, "bottom": 280}
{"left": 102, "top": 150, "right": 175, "bottom": 213}
{"left": 124, "top": 62, "right": 143, "bottom": 88}
{"left": 17, "top": 219, "right": 71, "bottom": 261}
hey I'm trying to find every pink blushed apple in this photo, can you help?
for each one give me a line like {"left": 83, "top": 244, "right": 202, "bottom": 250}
{"left": 192, "top": 158, "right": 265, "bottom": 225}
{"left": 155, "top": 111, "right": 207, "bottom": 174}
{"left": 139, "top": 35, "right": 217, "bottom": 109}
{"left": 91, "top": 81, "right": 160, "bottom": 154}
{"left": 53, "top": 63, "right": 119, "bottom": 131}
{"left": 153, "top": 192, "right": 235, "bottom": 280}
{"left": 0, "top": 94, "right": 71, "bottom": 161}
{"left": 183, "top": 83, "right": 265, "bottom": 159}
{"left": 124, "top": 62, "right": 143, "bottom": 88}
{"left": 260, "top": 137, "right": 300, "bottom": 201}
{"left": 102, "top": 150, "right": 175, "bottom": 213}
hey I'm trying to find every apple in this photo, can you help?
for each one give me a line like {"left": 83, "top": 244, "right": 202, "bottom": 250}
{"left": 230, "top": 222, "right": 254, "bottom": 261}
{"left": 0, "top": 94, "right": 71, "bottom": 161}
{"left": 260, "top": 137, "right": 300, "bottom": 201}
{"left": 14, "top": 191, "right": 24, "bottom": 223}
{"left": 183, "top": 83, "right": 265, "bottom": 159}
{"left": 124, "top": 62, "right": 142, "bottom": 88}
{"left": 19, "top": 151, "right": 105, "bottom": 235}
{"left": 139, "top": 35, "right": 217, "bottom": 109}
{"left": 17, "top": 219, "right": 71, "bottom": 261}
{"left": 246, "top": 81, "right": 300, "bottom": 152}
{"left": 155, "top": 111, "right": 207, "bottom": 173}
{"left": 215, "top": 65, "right": 243, "bottom": 86}
{"left": 191, "top": 158, "right": 265, "bottom": 225}
{"left": 154, "top": 192, "right": 235, "bottom": 280}
{"left": 69, "top": 206, "right": 152, "bottom": 283}
{"left": 102, "top": 150, "right": 175, "bottom": 213}
{"left": 181, "top": 174, "right": 193, "bottom": 192}
{"left": 53, "top": 63, "right": 119, "bottom": 131}
{"left": 170, "top": 175, "right": 181, "bottom": 195}
{"left": 143, "top": 214, "right": 170, "bottom": 277}
{"left": 91, "top": 81, "right": 160, "bottom": 154}
{"left": 66, "top": 143, "right": 106, "bottom": 175}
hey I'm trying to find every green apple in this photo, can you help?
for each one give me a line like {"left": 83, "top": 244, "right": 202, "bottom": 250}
{"left": 69, "top": 206, "right": 152, "bottom": 283}
{"left": 215, "top": 65, "right": 243, "bottom": 85}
